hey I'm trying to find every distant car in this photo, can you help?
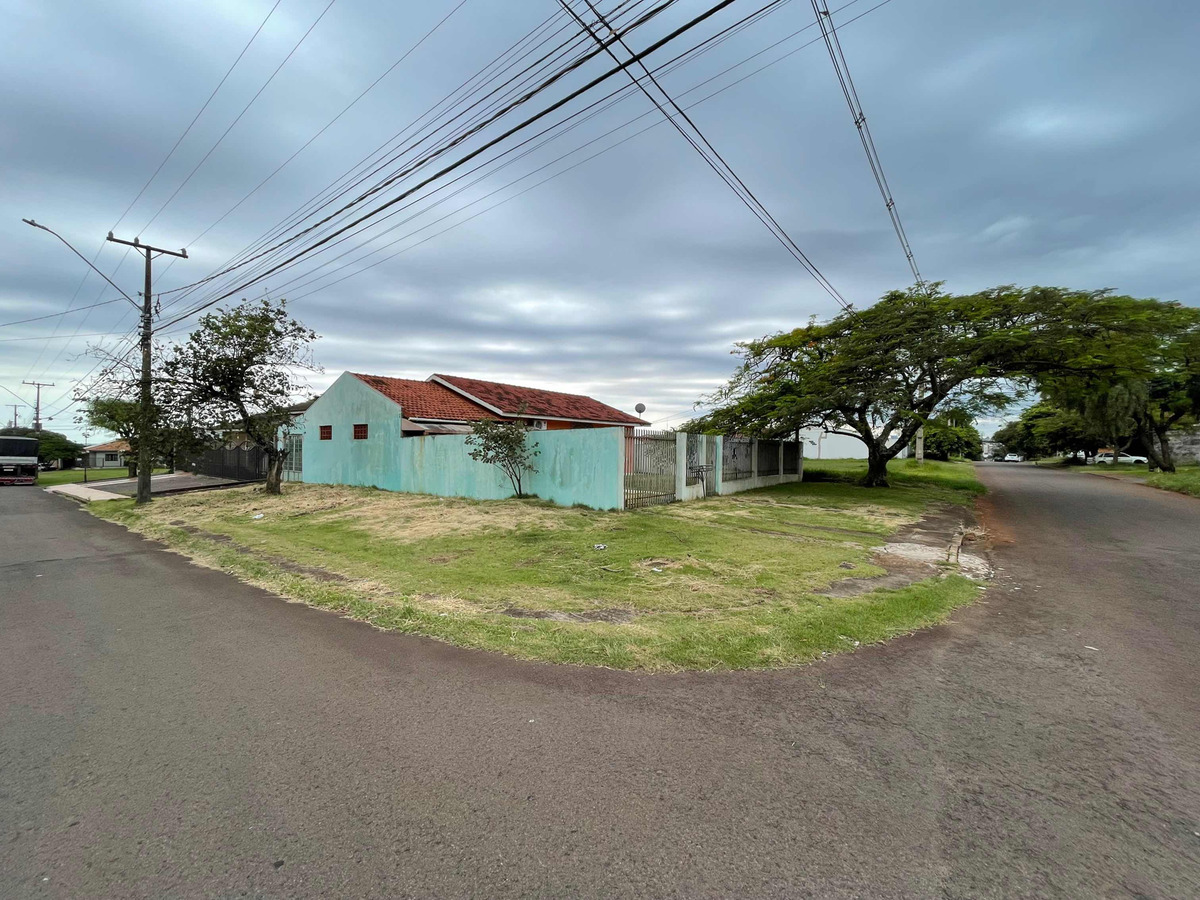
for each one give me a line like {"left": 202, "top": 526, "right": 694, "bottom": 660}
{"left": 1092, "top": 452, "right": 1147, "bottom": 465}
{"left": 1003, "top": 453, "right": 1023, "bottom": 462}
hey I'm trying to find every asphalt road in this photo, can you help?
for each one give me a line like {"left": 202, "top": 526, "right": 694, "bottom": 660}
{"left": 2, "top": 468, "right": 1198, "bottom": 898}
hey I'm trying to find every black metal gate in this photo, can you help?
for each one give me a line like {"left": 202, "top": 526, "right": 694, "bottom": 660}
{"left": 187, "top": 445, "right": 268, "bottom": 482}
{"left": 624, "top": 430, "right": 676, "bottom": 508}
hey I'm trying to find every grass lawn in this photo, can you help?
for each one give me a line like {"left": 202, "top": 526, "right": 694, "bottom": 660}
{"left": 1144, "top": 465, "right": 1200, "bottom": 498}
{"left": 39, "top": 467, "right": 168, "bottom": 487}
{"left": 92, "top": 459, "right": 985, "bottom": 671}
{"left": 1072, "top": 460, "right": 1200, "bottom": 498}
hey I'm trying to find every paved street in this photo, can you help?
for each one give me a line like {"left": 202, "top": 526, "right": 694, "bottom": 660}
{"left": 2, "top": 469, "right": 1198, "bottom": 898}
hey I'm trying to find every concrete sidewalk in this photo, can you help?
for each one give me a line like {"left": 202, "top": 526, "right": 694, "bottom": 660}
{"left": 43, "top": 473, "right": 239, "bottom": 502}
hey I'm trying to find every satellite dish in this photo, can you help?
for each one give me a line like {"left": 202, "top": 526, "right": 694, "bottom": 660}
{"left": 635, "top": 403, "right": 646, "bottom": 415}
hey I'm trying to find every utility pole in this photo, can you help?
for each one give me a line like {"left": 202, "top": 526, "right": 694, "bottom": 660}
{"left": 7, "top": 403, "right": 25, "bottom": 428}
{"left": 105, "top": 233, "right": 188, "bottom": 505}
{"left": 21, "top": 380, "right": 54, "bottom": 431}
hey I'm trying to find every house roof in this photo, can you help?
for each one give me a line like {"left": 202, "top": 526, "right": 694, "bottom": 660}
{"left": 431, "top": 374, "right": 650, "bottom": 425}
{"left": 86, "top": 439, "right": 130, "bottom": 453}
{"left": 351, "top": 373, "right": 496, "bottom": 421}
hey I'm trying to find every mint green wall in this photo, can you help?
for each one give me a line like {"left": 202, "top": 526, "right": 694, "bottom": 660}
{"left": 301, "top": 372, "right": 408, "bottom": 490}
{"left": 300, "top": 373, "right": 625, "bottom": 509}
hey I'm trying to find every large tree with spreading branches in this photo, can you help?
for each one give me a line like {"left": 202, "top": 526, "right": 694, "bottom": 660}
{"left": 694, "top": 285, "right": 1195, "bottom": 486}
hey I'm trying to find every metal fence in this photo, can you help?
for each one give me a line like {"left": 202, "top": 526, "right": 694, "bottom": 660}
{"left": 624, "top": 430, "right": 677, "bottom": 508}
{"left": 685, "top": 433, "right": 703, "bottom": 486}
{"left": 758, "top": 440, "right": 781, "bottom": 476}
{"left": 722, "top": 436, "right": 753, "bottom": 482}
{"left": 782, "top": 441, "right": 801, "bottom": 475}
{"left": 187, "top": 445, "right": 268, "bottom": 482}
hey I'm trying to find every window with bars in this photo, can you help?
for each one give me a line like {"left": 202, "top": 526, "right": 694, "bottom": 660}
{"left": 319, "top": 425, "right": 332, "bottom": 440}
{"left": 353, "top": 423, "right": 368, "bottom": 440}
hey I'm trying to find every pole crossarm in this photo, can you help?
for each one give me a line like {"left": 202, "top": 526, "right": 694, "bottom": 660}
{"left": 105, "top": 233, "right": 189, "bottom": 259}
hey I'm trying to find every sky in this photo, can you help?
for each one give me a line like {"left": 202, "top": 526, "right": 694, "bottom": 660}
{"left": 2, "top": 0, "right": 1197, "bottom": 444}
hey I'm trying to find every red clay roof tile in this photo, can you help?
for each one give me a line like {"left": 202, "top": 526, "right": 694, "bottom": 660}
{"left": 350, "top": 373, "right": 496, "bottom": 421}
{"left": 432, "top": 374, "right": 649, "bottom": 425}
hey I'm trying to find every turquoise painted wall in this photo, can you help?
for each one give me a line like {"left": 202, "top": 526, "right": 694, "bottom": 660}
{"left": 300, "top": 372, "right": 625, "bottom": 509}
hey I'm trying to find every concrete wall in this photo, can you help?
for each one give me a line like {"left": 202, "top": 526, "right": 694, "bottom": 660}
{"left": 1172, "top": 426, "right": 1200, "bottom": 464}
{"left": 798, "top": 427, "right": 867, "bottom": 459}
{"left": 300, "top": 372, "right": 625, "bottom": 509}
{"left": 716, "top": 437, "right": 803, "bottom": 495}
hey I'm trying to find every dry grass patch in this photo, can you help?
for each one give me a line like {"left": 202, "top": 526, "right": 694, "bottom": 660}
{"left": 92, "top": 461, "right": 986, "bottom": 670}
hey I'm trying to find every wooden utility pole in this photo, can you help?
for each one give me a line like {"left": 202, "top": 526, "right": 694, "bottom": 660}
{"left": 7, "top": 403, "right": 25, "bottom": 428}
{"left": 105, "top": 233, "right": 188, "bottom": 505}
{"left": 21, "top": 380, "right": 54, "bottom": 431}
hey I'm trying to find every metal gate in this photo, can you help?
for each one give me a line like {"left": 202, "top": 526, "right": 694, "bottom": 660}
{"left": 705, "top": 435, "right": 719, "bottom": 495}
{"left": 624, "top": 430, "right": 676, "bottom": 508}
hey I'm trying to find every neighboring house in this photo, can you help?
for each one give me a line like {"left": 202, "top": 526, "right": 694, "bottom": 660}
{"left": 84, "top": 440, "right": 131, "bottom": 469}
{"left": 221, "top": 398, "right": 315, "bottom": 449}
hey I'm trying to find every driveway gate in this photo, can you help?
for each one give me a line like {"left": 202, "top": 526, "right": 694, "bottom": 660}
{"left": 624, "top": 430, "right": 676, "bottom": 508}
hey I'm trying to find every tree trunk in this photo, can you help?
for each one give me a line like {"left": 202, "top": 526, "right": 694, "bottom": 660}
{"left": 862, "top": 444, "right": 890, "bottom": 487}
{"left": 264, "top": 448, "right": 285, "bottom": 494}
{"left": 127, "top": 460, "right": 138, "bottom": 478}
{"left": 1157, "top": 430, "right": 1176, "bottom": 473}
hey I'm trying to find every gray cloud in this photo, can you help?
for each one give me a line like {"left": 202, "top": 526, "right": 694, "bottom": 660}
{"left": 2, "top": 0, "right": 1197, "bottom": 440}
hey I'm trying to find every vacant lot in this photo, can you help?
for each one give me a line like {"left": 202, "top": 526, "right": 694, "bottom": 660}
{"left": 94, "top": 460, "right": 985, "bottom": 670}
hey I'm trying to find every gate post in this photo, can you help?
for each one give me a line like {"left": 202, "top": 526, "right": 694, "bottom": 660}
{"left": 675, "top": 432, "right": 687, "bottom": 502}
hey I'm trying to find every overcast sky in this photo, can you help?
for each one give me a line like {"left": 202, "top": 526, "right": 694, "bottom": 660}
{"left": 2, "top": 0, "right": 1197, "bottom": 443}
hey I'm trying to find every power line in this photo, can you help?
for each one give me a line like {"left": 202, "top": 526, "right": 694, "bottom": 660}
{"left": 157, "top": 0, "right": 721, "bottom": 329}
{"left": 151, "top": 0, "right": 472, "bottom": 290}
{"left": 564, "top": 0, "right": 854, "bottom": 315}
{"left": 42, "top": 0, "right": 891, "bottom": 417}
{"left": 167, "top": 0, "right": 888, "bottom": 319}
{"left": 138, "top": 0, "right": 340, "bottom": 236}
{"left": 810, "top": 0, "right": 921, "bottom": 289}
{"left": 20, "top": 0, "right": 283, "bottom": 385}
{"left": 155, "top": 1, "right": 650, "bottom": 310}
{"left": 0, "top": 297, "right": 126, "bottom": 329}
{"left": 117, "top": 0, "right": 286, "bottom": 235}
{"left": 230, "top": 0, "right": 869, "bottom": 308}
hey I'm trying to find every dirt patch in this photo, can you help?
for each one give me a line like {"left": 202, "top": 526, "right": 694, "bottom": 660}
{"left": 502, "top": 606, "right": 635, "bottom": 624}
{"left": 817, "top": 503, "right": 990, "bottom": 598}
{"left": 175, "top": 524, "right": 353, "bottom": 584}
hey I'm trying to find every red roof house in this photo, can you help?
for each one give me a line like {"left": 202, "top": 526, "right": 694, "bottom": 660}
{"left": 346, "top": 372, "right": 648, "bottom": 434}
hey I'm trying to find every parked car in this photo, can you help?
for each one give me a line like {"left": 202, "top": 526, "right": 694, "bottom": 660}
{"left": 1003, "top": 453, "right": 1023, "bottom": 462}
{"left": 1090, "top": 452, "right": 1148, "bottom": 465}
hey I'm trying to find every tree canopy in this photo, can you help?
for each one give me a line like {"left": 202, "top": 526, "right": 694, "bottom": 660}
{"left": 696, "top": 284, "right": 1198, "bottom": 485}
{"left": 161, "top": 298, "right": 319, "bottom": 494}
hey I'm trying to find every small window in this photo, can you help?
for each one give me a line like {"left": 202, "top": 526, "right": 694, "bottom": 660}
{"left": 319, "top": 425, "right": 332, "bottom": 441}
{"left": 353, "top": 423, "right": 368, "bottom": 440}
{"left": 105, "top": 453, "right": 118, "bottom": 462}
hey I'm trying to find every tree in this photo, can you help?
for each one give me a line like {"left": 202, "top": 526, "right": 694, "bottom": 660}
{"left": 1037, "top": 311, "right": 1200, "bottom": 471}
{"left": 698, "top": 284, "right": 1196, "bottom": 486}
{"left": 993, "top": 404, "right": 1104, "bottom": 460}
{"left": 465, "top": 417, "right": 540, "bottom": 497}
{"left": 921, "top": 411, "right": 983, "bottom": 461}
{"left": 161, "top": 299, "right": 319, "bottom": 494}
{"left": 0, "top": 427, "right": 82, "bottom": 466}
{"left": 81, "top": 397, "right": 144, "bottom": 477}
